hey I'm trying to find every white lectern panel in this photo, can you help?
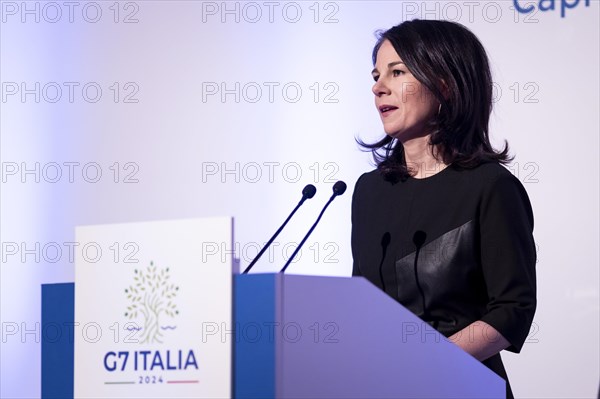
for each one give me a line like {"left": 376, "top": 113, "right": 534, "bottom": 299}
{"left": 74, "top": 217, "right": 232, "bottom": 398}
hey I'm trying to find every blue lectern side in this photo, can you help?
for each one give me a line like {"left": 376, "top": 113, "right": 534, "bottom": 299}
{"left": 42, "top": 274, "right": 505, "bottom": 398}
{"left": 234, "top": 273, "right": 505, "bottom": 399}
{"left": 41, "top": 283, "right": 74, "bottom": 399}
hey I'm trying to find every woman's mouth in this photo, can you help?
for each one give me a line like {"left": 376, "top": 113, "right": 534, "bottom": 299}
{"left": 379, "top": 105, "right": 398, "bottom": 117}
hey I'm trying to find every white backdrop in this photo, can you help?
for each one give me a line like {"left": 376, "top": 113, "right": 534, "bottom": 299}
{"left": 1, "top": 1, "right": 598, "bottom": 398}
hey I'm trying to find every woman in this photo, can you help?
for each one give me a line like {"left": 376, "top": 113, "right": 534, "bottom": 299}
{"left": 351, "top": 19, "right": 537, "bottom": 399}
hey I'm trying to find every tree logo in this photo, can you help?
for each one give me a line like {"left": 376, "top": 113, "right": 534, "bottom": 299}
{"left": 124, "top": 261, "right": 179, "bottom": 344}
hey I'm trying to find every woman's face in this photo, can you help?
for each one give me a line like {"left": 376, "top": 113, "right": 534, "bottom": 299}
{"left": 371, "top": 40, "right": 439, "bottom": 142}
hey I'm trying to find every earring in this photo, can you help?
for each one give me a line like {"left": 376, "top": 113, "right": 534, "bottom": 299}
{"left": 437, "top": 103, "right": 442, "bottom": 116}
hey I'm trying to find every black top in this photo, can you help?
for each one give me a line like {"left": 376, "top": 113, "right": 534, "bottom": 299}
{"left": 351, "top": 162, "right": 537, "bottom": 397}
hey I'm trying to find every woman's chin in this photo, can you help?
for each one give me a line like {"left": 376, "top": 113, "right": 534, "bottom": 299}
{"left": 384, "top": 130, "right": 411, "bottom": 142}
{"left": 384, "top": 129, "right": 402, "bottom": 139}
{"left": 385, "top": 129, "right": 430, "bottom": 143}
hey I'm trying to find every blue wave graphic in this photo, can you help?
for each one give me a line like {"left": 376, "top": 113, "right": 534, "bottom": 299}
{"left": 125, "top": 326, "right": 142, "bottom": 331}
{"left": 160, "top": 325, "right": 177, "bottom": 330}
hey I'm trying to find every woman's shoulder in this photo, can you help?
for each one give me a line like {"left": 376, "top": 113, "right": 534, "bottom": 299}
{"left": 351, "top": 169, "right": 391, "bottom": 205}
{"left": 454, "top": 161, "right": 521, "bottom": 190}
{"left": 457, "top": 161, "right": 512, "bottom": 178}
{"left": 354, "top": 168, "right": 384, "bottom": 188}
{"left": 465, "top": 162, "right": 533, "bottom": 217}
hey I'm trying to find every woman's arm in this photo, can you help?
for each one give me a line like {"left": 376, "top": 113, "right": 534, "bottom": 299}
{"left": 477, "top": 171, "right": 537, "bottom": 354}
{"left": 448, "top": 320, "right": 510, "bottom": 361}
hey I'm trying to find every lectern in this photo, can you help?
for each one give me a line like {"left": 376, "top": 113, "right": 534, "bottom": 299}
{"left": 234, "top": 273, "right": 504, "bottom": 398}
{"left": 43, "top": 274, "right": 504, "bottom": 398}
{"left": 41, "top": 217, "right": 504, "bottom": 398}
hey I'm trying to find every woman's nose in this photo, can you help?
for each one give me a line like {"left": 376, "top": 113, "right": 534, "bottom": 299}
{"left": 372, "top": 79, "right": 390, "bottom": 97}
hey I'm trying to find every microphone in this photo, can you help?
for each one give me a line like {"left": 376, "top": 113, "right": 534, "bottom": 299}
{"left": 242, "top": 184, "right": 316, "bottom": 274}
{"left": 279, "top": 181, "right": 347, "bottom": 273}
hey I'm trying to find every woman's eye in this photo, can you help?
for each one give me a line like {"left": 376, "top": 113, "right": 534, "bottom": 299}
{"left": 372, "top": 75, "right": 379, "bottom": 82}
{"left": 392, "top": 69, "right": 404, "bottom": 77}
